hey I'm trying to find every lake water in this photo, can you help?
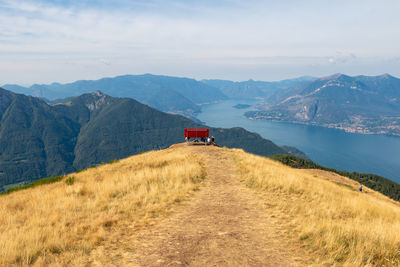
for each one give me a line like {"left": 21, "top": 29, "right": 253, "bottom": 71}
{"left": 198, "top": 99, "right": 400, "bottom": 184}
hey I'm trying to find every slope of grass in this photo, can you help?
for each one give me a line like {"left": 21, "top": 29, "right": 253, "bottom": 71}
{"left": 0, "top": 147, "right": 205, "bottom": 266}
{"left": 4, "top": 175, "right": 65, "bottom": 194}
{"left": 270, "top": 154, "right": 400, "bottom": 201}
{"left": 233, "top": 149, "right": 400, "bottom": 266}
{"left": 2, "top": 144, "right": 400, "bottom": 266}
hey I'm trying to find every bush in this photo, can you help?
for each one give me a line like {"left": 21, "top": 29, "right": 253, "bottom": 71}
{"left": 4, "top": 175, "right": 65, "bottom": 194}
{"left": 65, "top": 176, "right": 75, "bottom": 185}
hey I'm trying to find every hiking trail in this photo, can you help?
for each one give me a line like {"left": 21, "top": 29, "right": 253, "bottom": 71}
{"left": 88, "top": 145, "right": 316, "bottom": 266}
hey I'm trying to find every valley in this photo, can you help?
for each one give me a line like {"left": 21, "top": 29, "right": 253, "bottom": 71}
{"left": 0, "top": 88, "right": 300, "bottom": 192}
{"left": 3, "top": 72, "right": 400, "bottom": 190}
{"left": 197, "top": 99, "right": 400, "bottom": 184}
{"left": 4, "top": 73, "right": 400, "bottom": 137}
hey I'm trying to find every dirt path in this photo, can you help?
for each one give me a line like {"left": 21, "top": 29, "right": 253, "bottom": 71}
{"left": 89, "top": 145, "right": 314, "bottom": 266}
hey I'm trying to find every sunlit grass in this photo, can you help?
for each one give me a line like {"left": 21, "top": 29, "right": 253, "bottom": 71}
{"left": 2, "top": 144, "right": 400, "bottom": 266}
{"left": 232, "top": 148, "right": 400, "bottom": 266}
{"left": 0, "top": 147, "right": 205, "bottom": 266}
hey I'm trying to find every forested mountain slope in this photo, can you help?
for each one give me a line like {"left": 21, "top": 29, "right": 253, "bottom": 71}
{"left": 0, "top": 88, "right": 295, "bottom": 190}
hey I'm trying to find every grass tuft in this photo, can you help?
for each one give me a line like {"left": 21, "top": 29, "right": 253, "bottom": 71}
{"left": 65, "top": 176, "right": 75, "bottom": 185}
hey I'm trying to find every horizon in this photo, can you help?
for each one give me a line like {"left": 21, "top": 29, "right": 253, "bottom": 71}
{"left": 1, "top": 0, "right": 400, "bottom": 85}
{"left": 2, "top": 72, "right": 399, "bottom": 88}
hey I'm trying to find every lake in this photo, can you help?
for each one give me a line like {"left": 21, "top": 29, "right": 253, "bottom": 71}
{"left": 198, "top": 99, "right": 400, "bottom": 184}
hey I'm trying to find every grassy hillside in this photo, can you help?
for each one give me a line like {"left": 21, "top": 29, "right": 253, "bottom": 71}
{"left": 233, "top": 149, "right": 400, "bottom": 266}
{"left": 270, "top": 154, "right": 400, "bottom": 201}
{"left": 0, "top": 148, "right": 205, "bottom": 266}
{"left": 2, "top": 145, "right": 399, "bottom": 266}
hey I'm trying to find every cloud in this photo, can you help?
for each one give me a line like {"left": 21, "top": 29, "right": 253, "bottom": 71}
{"left": 328, "top": 52, "right": 357, "bottom": 64}
{"left": 99, "top": 58, "right": 111, "bottom": 66}
{"left": 1, "top": 0, "right": 400, "bottom": 84}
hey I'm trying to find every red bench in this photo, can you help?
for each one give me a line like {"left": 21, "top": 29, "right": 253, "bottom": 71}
{"left": 184, "top": 128, "right": 209, "bottom": 138}
{"left": 184, "top": 128, "right": 210, "bottom": 145}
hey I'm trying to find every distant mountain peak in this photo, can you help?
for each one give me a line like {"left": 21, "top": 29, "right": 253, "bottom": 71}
{"left": 319, "top": 73, "right": 348, "bottom": 81}
{"left": 76, "top": 91, "right": 112, "bottom": 111}
{"left": 379, "top": 73, "right": 393, "bottom": 79}
{"left": 91, "top": 90, "right": 105, "bottom": 97}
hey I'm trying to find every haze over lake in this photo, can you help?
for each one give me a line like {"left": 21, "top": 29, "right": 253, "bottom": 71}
{"left": 198, "top": 99, "right": 400, "bottom": 184}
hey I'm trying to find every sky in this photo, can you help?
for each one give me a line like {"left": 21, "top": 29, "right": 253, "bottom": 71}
{"left": 1, "top": 0, "right": 400, "bottom": 85}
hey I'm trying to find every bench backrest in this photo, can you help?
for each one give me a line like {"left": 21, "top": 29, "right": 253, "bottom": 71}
{"left": 184, "top": 128, "right": 209, "bottom": 138}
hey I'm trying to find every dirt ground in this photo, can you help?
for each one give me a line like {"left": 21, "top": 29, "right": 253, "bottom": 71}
{"left": 87, "top": 145, "right": 317, "bottom": 266}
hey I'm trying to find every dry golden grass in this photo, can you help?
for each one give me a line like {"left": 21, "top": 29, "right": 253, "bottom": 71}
{"left": 2, "top": 144, "right": 400, "bottom": 266}
{"left": 231, "top": 148, "right": 400, "bottom": 266}
{"left": 0, "top": 147, "right": 204, "bottom": 266}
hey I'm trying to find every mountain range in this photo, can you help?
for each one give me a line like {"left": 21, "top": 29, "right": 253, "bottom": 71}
{"left": 3, "top": 75, "right": 317, "bottom": 122}
{"left": 4, "top": 73, "right": 400, "bottom": 136}
{"left": 246, "top": 73, "right": 400, "bottom": 136}
{"left": 201, "top": 76, "right": 315, "bottom": 99}
{"left": 0, "top": 88, "right": 304, "bottom": 191}
{"left": 3, "top": 74, "right": 228, "bottom": 122}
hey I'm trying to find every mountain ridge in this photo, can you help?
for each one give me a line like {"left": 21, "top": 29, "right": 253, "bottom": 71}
{"left": 0, "top": 88, "right": 303, "bottom": 191}
{"left": 201, "top": 76, "right": 316, "bottom": 99}
{"left": 3, "top": 74, "right": 228, "bottom": 121}
{"left": 246, "top": 73, "right": 400, "bottom": 136}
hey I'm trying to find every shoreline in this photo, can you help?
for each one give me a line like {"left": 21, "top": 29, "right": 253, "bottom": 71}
{"left": 245, "top": 116, "right": 400, "bottom": 137}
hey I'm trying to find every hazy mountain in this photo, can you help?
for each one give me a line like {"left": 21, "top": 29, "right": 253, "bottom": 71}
{"left": 246, "top": 73, "right": 400, "bottom": 135}
{"left": 202, "top": 76, "right": 315, "bottom": 99}
{"left": 0, "top": 84, "right": 32, "bottom": 95}
{"left": 0, "top": 88, "right": 301, "bottom": 190}
{"left": 3, "top": 74, "right": 228, "bottom": 121}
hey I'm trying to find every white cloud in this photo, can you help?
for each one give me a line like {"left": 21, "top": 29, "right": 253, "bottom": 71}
{"left": 1, "top": 0, "right": 400, "bottom": 84}
{"left": 99, "top": 58, "right": 111, "bottom": 66}
{"left": 328, "top": 52, "right": 357, "bottom": 65}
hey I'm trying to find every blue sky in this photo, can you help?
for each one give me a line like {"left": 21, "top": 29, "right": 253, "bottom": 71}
{"left": 1, "top": 0, "right": 400, "bottom": 85}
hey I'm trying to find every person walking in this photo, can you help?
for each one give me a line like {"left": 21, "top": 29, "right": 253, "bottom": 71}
{"left": 359, "top": 185, "right": 363, "bottom": 192}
